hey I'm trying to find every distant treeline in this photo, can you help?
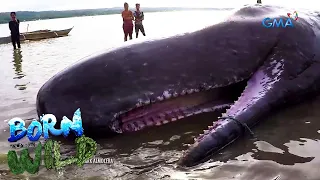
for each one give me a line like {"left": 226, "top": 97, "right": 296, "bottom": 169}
{"left": 0, "top": 7, "right": 232, "bottom": 24}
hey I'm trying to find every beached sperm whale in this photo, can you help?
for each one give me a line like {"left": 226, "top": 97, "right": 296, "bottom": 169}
{"left": 36, "top": 4, "right": 320, "bottom": 167}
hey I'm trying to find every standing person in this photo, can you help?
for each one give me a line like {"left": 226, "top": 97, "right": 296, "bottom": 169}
{"left": 122, "top": 2, "right": 134, "bottom": 42}
{"left": 133, "top": 3, "right": 146, "bottom": 38}
{"left": 9, "top": 12, "right": 21, "bottom": 50}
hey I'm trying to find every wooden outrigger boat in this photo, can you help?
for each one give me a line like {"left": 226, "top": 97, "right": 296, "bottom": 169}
{"left": 0, "top": 26, "right": 73, "bottom": 45}
{"left": 0, "top": 36, "right": 11, "bottom": 45}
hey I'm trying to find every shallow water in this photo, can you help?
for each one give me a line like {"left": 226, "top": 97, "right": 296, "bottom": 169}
{"left": 0, "top": 10, "right": 320, "bottom": 180}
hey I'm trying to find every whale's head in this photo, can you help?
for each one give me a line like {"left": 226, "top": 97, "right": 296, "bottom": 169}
{"left": 36, "top": 18, "right": 277, "bottom": 136}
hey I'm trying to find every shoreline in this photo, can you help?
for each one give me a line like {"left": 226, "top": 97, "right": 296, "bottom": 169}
{"left": 0, "top": 7, "right": 232, "bottom": 25}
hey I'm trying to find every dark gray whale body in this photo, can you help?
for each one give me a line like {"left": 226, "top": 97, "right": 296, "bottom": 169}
{"left": 36, "top": 5, "right": 320, "bottom": 167}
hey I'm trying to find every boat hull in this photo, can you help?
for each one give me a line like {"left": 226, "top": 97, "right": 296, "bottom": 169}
{"left": 0, "top": 27, "right": 73, "bottom": 45}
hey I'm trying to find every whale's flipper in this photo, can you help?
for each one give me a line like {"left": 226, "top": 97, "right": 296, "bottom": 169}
{"left": 178, "top": 38, "right": 319, "bottom": 166}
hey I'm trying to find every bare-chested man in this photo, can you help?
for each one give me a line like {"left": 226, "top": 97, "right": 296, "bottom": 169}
{"left": 121, "top": 2, "right": 134, "bottom": 41}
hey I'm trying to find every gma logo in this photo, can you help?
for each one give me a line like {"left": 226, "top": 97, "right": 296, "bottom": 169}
{"left": 262, "top": 18, "right": 294, "bottom": 28}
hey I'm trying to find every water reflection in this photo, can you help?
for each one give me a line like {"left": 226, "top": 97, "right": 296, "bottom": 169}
{"left": 12, "top": 49, "right": 28, "bottom": 90}
{"left": 12, "top": 49, "right": 24, "bottom": 79}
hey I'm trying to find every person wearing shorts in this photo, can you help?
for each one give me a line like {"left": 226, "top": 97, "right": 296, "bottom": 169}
{"left": 133, "top": 3, "right": 146, "bottom": 38}
{"left": 121, "top": 2, "right": 134, "bottom": 41}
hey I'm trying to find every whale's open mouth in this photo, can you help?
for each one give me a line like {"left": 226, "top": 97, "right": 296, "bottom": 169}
{"left": 111, "top": 80, "right": 248, "bottom": 133}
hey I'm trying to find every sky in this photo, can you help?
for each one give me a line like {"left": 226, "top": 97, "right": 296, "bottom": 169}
{"left": 0, "top": 0, "right": 318, "bottom": 12}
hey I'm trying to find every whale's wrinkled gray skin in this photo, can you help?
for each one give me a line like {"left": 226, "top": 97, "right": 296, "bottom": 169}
{"left": 36, "top": 5, "right": 320, "bottom": 167}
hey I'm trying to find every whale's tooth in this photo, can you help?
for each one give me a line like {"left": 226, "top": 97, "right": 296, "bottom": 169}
{"left": 154, "top": 119, "right": 162, "bottom": 126}
{"left": 132, "top": 121, "right": 139, "bottom": 129}
{"left": 113, "top": 113, "right": 119, "bottom": 119}
{"left": 136, "top": 102, "right": 142, "bottom": 107}
{"left": 159, "top": 113, "right": 166, "bottom": 118}
{"left": 140, "top": 120, "right": 147, "bottom": 126}
{"left": 181, "top": 90, "right": 187, "bottom": 95}
{"left": 177, "top": 116, "right": 184, "bottom": 119}
{"left": 208, "top": 125, "right": 213, "bottom": 129}
{"left": 120, "top": 111, "right": 127, "bottom": 117}
{"left": 144, "top": 119, "right": 153, "bottom": 126}
{"left": 116, "top": 128, "right": 123, "bottom": 133}
{"left": 212, "top": 106, "right": 220, "bottom": 111}
{"left": 122, "top": 124, "right": 129, "bottom": 132}
{"left": 194, "top": 89, "right": 200, "bottom": 92}
{"left": 167, "top": 110, "right": 173, "bottom": 115}
{"left": 161, "top": 94, "right": 167, "bottom": 99}
{"left": 126, "top": 123, "right": 133, "bottom": 131}
{"left": 203, "top": 130, "right": 209, "bottom": 134}
{"left": 212, "top": 123, "right": 219, "bottom": 128}
{"left": 178, "top": 108, "right": 186, "bottom": 114}
{"left": 133, "top": 123, "right": 141, "bottom": 131}
{"left": 233, "top": 76, "right": 237, "bottom": 81}
{"left": 186, "top": 112, "right": 193, "bottom": 117}
{"left": 137, "top": 121, "right": 146, "bottom": 129}
{"left": 202, "top": 108, "right": 210, "bottom": 113}
{"left": 164, "top": 113, "right": 171, "bottom": 120}
{"left": 171, "top": 118, "right": 177, "bottom": 121}
{"left": 165, "top": 93, "right": 172, "bottom": 99}
{"left": 193, "top": 137, "right": 197, "bottom": 141}
{"left": 173, "top": 92, "right": 178, "bottom": 97}
{"left": 127, "top": 124, "right": 134, "bottom": 132}
{"left": 162, "top": 119, "right": 170, "bottom": 124}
